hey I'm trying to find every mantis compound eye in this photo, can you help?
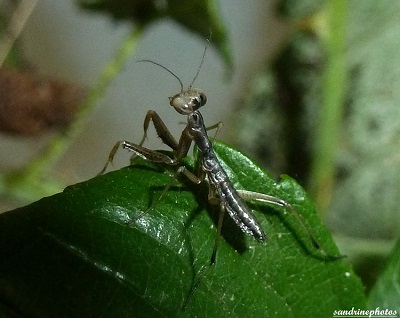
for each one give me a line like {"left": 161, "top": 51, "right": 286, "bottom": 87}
{"left": 198, "top": 92, "right": 207, "bottom": 107}
{"left": 169, "top": 88, "right": 207, "bottom": 115}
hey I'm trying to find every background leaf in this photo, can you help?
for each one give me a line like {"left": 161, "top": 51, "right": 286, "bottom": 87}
{"left": 77, "top": 0, "right": 232, "bottom": 69}
{"left": 234, "top": 0, "right": 400, "bottom": 292}
{"left": 327, "top": 0, "right": 400, "bottom": 242}
{"left": 0, "top": 142, "right": 366, "bottom": 317}
{"left": 368, "top": 239, "right": 400, "bottom": 312}
{"left": 277, "top": 0, "right": 326, "bottom": 18}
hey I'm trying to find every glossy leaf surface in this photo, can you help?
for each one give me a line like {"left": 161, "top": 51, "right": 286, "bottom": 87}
{"left": 0, "top": 142, "right": 366, "bottom": 317}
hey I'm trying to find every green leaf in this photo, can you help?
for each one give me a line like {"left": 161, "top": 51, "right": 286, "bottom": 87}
{"left": 368, "top": 239, "right": 400, "bottom": 312}
{"left": 0, "top": 142, "right": 366, "bottom": 317}
{"left": 77, "top": 0, "right": 232, "bottom": 69}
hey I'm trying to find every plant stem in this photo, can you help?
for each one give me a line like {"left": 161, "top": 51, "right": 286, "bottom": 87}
{"left": 6, "top": 26, "right": 143, "bottom": 199}
{"left": 0, "top": 0, "right": 39, "bottom": 67}
{"left": 309, "top": 0, "right": 347, "bottom": 213}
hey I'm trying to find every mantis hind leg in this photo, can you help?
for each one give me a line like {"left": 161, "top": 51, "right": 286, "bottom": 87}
{"left": 236, "top": 189, "right": 344, "bottom": 260}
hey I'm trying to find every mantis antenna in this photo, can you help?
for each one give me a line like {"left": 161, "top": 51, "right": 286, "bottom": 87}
{"left": 137, "top": 38, "right": 209, "bottom": 92}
